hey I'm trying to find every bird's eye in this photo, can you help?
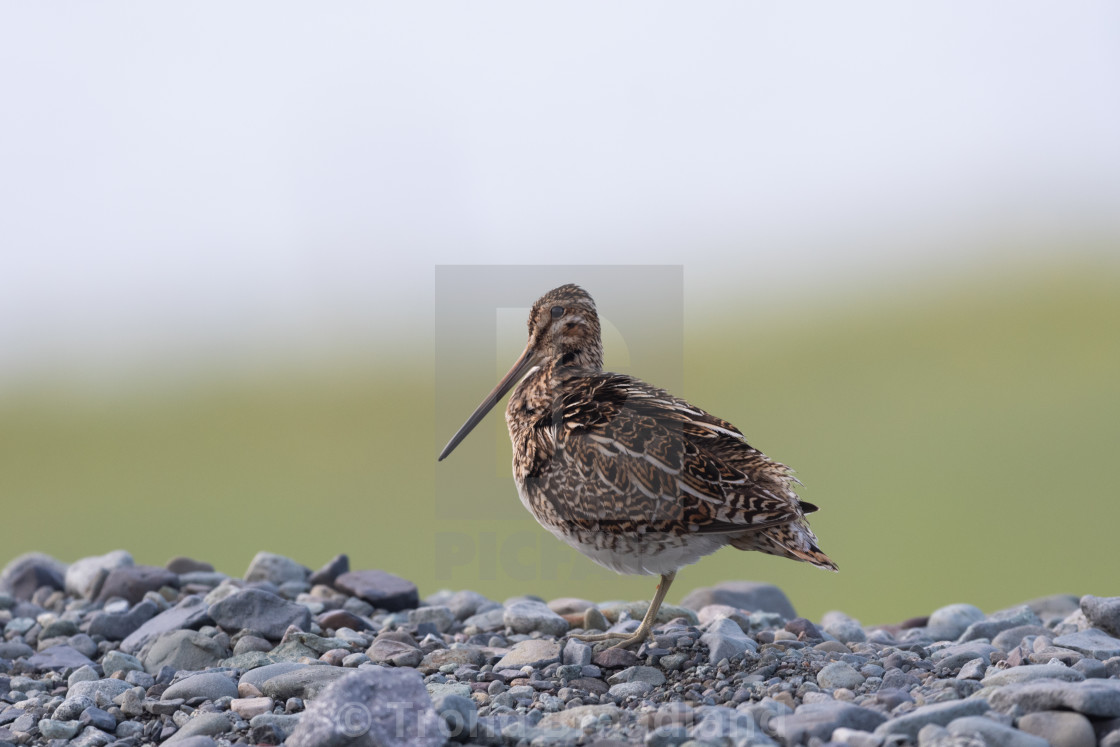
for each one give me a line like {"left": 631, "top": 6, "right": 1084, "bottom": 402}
{"left": 551, "top": 306, "right": 564, "bottom": 319}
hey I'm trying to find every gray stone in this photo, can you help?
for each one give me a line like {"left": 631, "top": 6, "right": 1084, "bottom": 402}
{"left": 495, "top": 639, "right": 562, "bottom": 669}
{"left": 38, "top": 718, "right": 81, "bottom": 739}
{"left": 821, "top": 611, "right": 867, "bottom": 643}
{"left": 69, "top": 666, "right": 100, "bottom": 689}
{"left": 959, "top": 605, "right": 1041, "bottom": 642}
{"left": 287, "top": 668, "right": 447, "bottom": 747}
{"left": 538, "top": 704, "right": 622, "bottom": 729}
{"left": 1054, "top": 628, "right": 1120, "bottom": 658}
{"left": 258, "top": 665, "right": 350, "bottom": 701}
{"left": 608, "top": 666, "right": 665, "bottom": 687}
{"left": 432, "top": 692, "right": 477, "bottom": 743}
{"left": 680, "top": 581, "right": 796, "bottom": 619}
{"left": 609, "top": 680, "right": 653, "bottom": 699}
{"left": 947, "top": 715, "right": 1049, "bottom": 746}
{"left": 700, "top": 617, "right": 757, "bottom": 662}
{"left": 164, "top": 739, "right": 217, "bottom": 747}
{"left": 65, "top": 550, "right": 133, "bottom": 598}
{"left": 248, "top": 713, "right": 302, "bottom": 741}
{"left": 874, "top": 698, "right": 989, "bottom": 739}
{"left": 419, "top": 647, "right": 485, "bottom": 672}
{"left": 932, "top": 641, "right": 998, "bottom": 670}
{"left": 164, "top": 712, "right": 232, "bottom": 743}
{"left": 1080, "top": 595, "right": 1120, "bottom": 637}
{"left": 926, "top": 603, "right": 985, "bottom": 641}
{"left": 443, "top": 590, "right": 494, "bottom": 621}
{"left": 989, "top": 679, "right": 1120, "bottom": 717}
{"left": 462, "top": 606, "right": 505, "bottom": 632}
{"left": 95, "top": 565, "right": 179, "bottom": 604}
{"left": 503, "top": 600, "right": 569, "bottom": 636}
{"left": 208, "top": 588, "right": 312, "bottom": 639}
{"left": 816, "top": 661, "right": 865, "bottom": 689}
{"left": 0, "top": 552, "right": 67, "bottom": 600}
{"left": 71, "top": 726, "right": 114, "bottom": 747}
{"left": 426, "top": 682, "right": 471, "bottom": 701}
{"left": 54, "top": 695, "right": 96, "bottom": 720}
{"left": 69, "top": 678, "right": 132, "bottom": 705}
{"left": 645, "top": 724, "right": 690, "bottom": 747}
{"left": 167, "top": 556, "right": 215, "bottom": 574}
{"left": 101, "top": 650, "right": 143, "bottom": 676}
{"left": 88, "top": 599, "right": 160, "bottom": 641}
{"left": 409, "top": 605, "right": 456, "bottom": 633}
{"left": 40, "top": 617, "right": 79, "bottom": 638}
{"left": 366, "top": 638, "right": 423, "bottom": 668}
{"left": 163, "top": 672, "right": 239, "bottom": 702}
{"left": 981, "top": 663, "right": 1085, "bottom": 687}
{"left": 771, "top": 701, "right": 887, "bottom": 743}
{"left": 245, "top": 552, "right": 310, "bottom": 586}
{"left": 142, "top": 629, "right": 229, "bottom": 674}
{"left": 309, "top": 553, "right": 349, "bottom": 587}
{"left": 120, "top": 595, "right": 213, "bottom": 654}
{"left": 25, "top": 644, "right": 94, "bottom": 672}
{"left": 957, "top": 658, "right": 988, "bottom": 680}
{"left": 1017, "top": 710, "right": 1096, "bottom": 747}
{"left": 78, "top": 707, "right": 115, "bottom": 732}
{"left": 992, "top": 625, "right": 1052, "bottom": 652}
{"left": 1026, "top": 594, "right": 1081, "bottom": 625}
{"left": 562, "top": 639, "right": 592, "bottom": 667}
{"left": 238, "top": 662, "right": 307, "bottom": 691}
{"left": 0, "top": 640, "right": 33, "bottom": 660}
{"left": 334, "top": 570, "right": 419, "bottom": 612}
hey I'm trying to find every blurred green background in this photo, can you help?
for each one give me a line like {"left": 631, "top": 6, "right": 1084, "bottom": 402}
{"left": 3, "top": 259, "right": 1117, "bottom": 624}
{"left": 2, "top": 4, "right": 1119, "bottom": 625}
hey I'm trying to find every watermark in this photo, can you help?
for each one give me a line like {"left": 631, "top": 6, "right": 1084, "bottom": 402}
{"left": 318, "top": 695, "right": 778, "bottom": 743}
{"left": 432, "top": 265, "right": 685, "bottom": 585}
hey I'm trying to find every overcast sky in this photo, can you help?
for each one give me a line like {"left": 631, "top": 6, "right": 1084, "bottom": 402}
{"left": 2, "top": 2, "right": 1118, "bottom": 384}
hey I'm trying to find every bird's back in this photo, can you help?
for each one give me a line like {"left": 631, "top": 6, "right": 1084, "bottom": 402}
{"left": 508, "top": 367, "right": 837, "bottom": 573}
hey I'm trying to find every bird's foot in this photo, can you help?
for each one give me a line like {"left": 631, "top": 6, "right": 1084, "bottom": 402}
{"left": 570, "top": 627, "right": 651, "bottom": 650}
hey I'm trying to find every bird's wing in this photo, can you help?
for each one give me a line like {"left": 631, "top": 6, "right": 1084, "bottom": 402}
{"left": 542, "top": 372, "right": 804, "bottom": 536}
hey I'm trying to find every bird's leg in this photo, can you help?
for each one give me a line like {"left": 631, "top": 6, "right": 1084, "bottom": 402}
{"left": 569, "top": 571, "right": 677, "bottom": 650}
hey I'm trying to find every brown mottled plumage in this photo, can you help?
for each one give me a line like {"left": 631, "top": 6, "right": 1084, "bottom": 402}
{"left": 439, "top": 284, "right": 835, "bottom": 648}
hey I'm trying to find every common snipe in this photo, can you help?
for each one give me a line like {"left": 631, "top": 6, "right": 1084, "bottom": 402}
{"left": 439, "top": 284, "right": 835, "bottom": 649}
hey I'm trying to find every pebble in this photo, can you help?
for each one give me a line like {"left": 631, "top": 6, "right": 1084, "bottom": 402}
{"left": 989, "top": 679, "right": 1120, "bottom": 717}
{"left": 816, "top": 660, "right": 866, "bottom": 689}
{"left": 244, "top": 552, "right": 310, "bottom": 586}
{"left": 495, "top": 639, "right": 562, "bottom": 669}
{"left": 699, "top": 617, "right": 756, "bottom": 662}
{"left": 287, "top": 668, "right": 447, "bottom": 747}
{"left": 680, "top": 581, "right": 796, "bottom": 619}
{"left": 503, "top": 600, "right": 570, "bottom": 636}
{"left": 6, "top": 549, "right": 1120, "bottom": 747}
{"left": 1017, "top": 710, "right": 1097, "bottom": 747}
{"left": 926, "top": 602, "right": 985, "bottom": 641}
{"left": 120, "top": 594, "right": 214, "bottom": 654}
{"left": 142, "top": 629, "right": 228, "bottom": 673}
{"left": 207, "top": 587, "right": 312, "bottom": 639}
{"left": 874, "top": 698, "right": 989, "bottom": 739}
{"left": 163, "top": 672, "right": 239, "bottom": 702}
{"left": 333, "top": 569, "right": 419, "bottom": 611}
{"left": 65, "top": 550, "right": 134, "bottom": 599}
{"left": 947, "top": 715, "right": 1050, "bottom": 746}
{"left": 1054, "top": 628, "right": 1120, "bottom": 658}
{"left": 95, "top": 565, "right": 179, "bottom": 604}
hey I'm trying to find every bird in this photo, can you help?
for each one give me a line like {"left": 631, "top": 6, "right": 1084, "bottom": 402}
{"left": 438, "top": 283, "right": 835, "bottom": 649}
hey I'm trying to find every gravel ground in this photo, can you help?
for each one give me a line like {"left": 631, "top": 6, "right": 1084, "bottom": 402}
{"left": 2, "top": 550, "right": 1119, "bottom": 747}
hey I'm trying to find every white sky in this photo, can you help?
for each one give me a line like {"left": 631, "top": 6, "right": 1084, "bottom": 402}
{"left": 2, "top": 2, "right": 1119, "bottom": 384}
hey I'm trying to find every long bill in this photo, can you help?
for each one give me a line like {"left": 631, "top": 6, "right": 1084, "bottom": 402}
{"left": 438, "top": 345, "right": 539, "bottom": 461}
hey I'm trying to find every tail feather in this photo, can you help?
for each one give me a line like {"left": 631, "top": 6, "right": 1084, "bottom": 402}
{"left": 730, "top": 520, "right": 838, "bottom": 572}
